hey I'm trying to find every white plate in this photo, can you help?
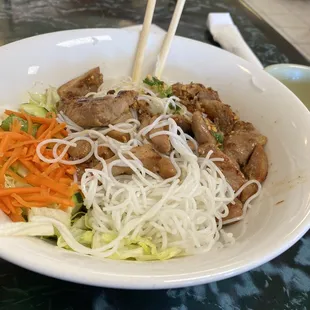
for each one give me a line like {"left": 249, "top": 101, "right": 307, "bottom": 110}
{"left": 0, "top": 28, "right": 310, "bottom": 289}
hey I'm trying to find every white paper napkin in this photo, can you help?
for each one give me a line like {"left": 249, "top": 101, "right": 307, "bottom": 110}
{"left": 207, "top": 13, "right": 264, "bottom": 69}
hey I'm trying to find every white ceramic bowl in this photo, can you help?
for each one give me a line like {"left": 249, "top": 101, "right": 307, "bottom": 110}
{"left": 0, "top": 29, "right": 310, "bottom": 289}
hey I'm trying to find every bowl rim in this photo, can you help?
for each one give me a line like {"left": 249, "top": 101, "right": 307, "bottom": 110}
{"left": 0, "top": 28, "right": 310, "bottom": 289}
{"left": 265, "top": 63, "right": 310, "bottom": 72}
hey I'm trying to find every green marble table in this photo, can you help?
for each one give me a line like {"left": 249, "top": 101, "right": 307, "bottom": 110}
{"left": 0, "top": 1, "right": 309, "bottom": 309}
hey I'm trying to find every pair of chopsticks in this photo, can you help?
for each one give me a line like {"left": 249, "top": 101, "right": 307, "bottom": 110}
{"left": 132, "top": 0, "right": 186, "bottom": 83}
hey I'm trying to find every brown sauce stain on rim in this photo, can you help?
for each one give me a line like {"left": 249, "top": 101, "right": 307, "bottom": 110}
{"left": 275, "top": 200, "right": 284, "bottom": 206}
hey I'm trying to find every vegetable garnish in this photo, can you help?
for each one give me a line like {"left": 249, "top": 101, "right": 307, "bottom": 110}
{"left": 143, "top": 76, "right": 173, "bottom": 98}
{"left": 0, "top": 110, "right": 78, "bottom": 221}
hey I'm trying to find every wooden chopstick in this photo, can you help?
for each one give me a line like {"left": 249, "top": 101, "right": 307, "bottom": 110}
{"left": 132, "top": 0, "right": 157, "bottom": 83}
{"left": 154, "top": 0, "right": 186, "bottom": 79}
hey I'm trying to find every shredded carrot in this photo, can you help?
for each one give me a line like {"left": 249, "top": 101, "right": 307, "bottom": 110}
{"left": 0, "top": 135, "right": 9, "bottom": 157}
{"left": 9, "top": 213, "right": 25, "bottom": 222}
{"left": 33, "top": 120, "right": 57, "bottom": 162}
{"left": 0, "top": 110, "right": 78, "bottom": 221}
{"left": 5, "top": 110, "right": 54, "bottom": 124}
{"left": 27, "top": 144, "right": 37, "bottom": 157}
{"left": 2, "top": 152, "right": 13, "bottom": 157}
{"left": 25, "top": 174, "right": 71, "bottom": 196}
{"left": 0, "top": 202, "right": 10, "bottom": 214}
{"left": 0, "top": 187, "right": 42, "bottom": 197}
{"left": 53, "top": 168, "right": 65, "bottom": 180}
{"left": 11, "top": 118, "right": 22, "bottom": 132}
{"left": 7, "top": 139, "right": 43, "bottom": 150}
{"left": 66, "top": 166, "right": 76, "bottom": 175}
{"left": 0, "top": 132, "right": 29, "bottom": 141}
{"left": 0, "top": 155, "right": 20, "bottom": 185}
{"left": 50, "top": 123, "right": 66, "bottom": 137}
{"left": 38, "top": 118, "right": 56, "bottom": 139}
{"left": 54, "top": 133, "right": 63, "bottom": 139}
{"left": 19, "top": 159, "right": 41, "bottom": 175}
{"left": 35, "top": 162, "right": 49, "bottom": 172}
{"left": 1, "top": 197, "right": 16, "bottom": 214}
{"left": 22, "top": 112, "right": 33, "bottom": 136}
{"left": 59, "top": 178, "right": 72, "bottom": 185}
{"left": 70, "top": 183, "right": 79, "bottom": 194}
{"left": 11, "top": 194, "right": 50, "bottom": 208}
{"left": 12, "top": 193, "right": 73, "bottom": 208}
{"left": 60, "top": 129, "right": 68, "bottom": 137}
{"left": 46, "top": 112, "right": 57, "bottom": 119}
{"left": 43, "top": 163, "right": 60, "bottom": 176}
{"left": 36, "top": 124, "right": 48, "bottom": 138}
{"left": 15, "top": 194, "right": 74, "bottom": 207}
{"left": 41, "top": 149, "right": 53, "bottom": 157}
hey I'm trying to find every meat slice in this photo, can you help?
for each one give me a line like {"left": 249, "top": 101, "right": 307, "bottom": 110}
{"left": 191, "top": 111, "right": 216, "bottom": 145}
{"left": 97, "top": 144, "right": 161, "bottom": 176}
{"left": 130, "top": 144, "right": 161, "bottom": 173}
{"left": 68, "top": 140, "right": 92, "bottom": 160}
{"left": 75, "top": 158, "right": 99, "bottom": 180}
{"left": 240, "top": 144, "right": 268, "bottom": 203}
{"left": 223, "top": 199, "right": 243, "bottom": 222}
{"left": 195, "top": 91, "right": 235, "bottom": 135}
{"left": 158, "top": 157, "right": 177, "bottom": 179}
{"left": 172, "top": 83, "right": 208, "bottom": 108}
{"left": 198, "top": 143, "right": 246, "bottom": 191}
{"left": 57, "top": 90, "right": 138, "bottom": 128}
{"left": 149, "top": 116, "right": 171, "bottom": 154}
{"left": 74, "top": 145, "right": 114, "bottom": 180}
{"left": 139, "top": 114, "right": 152, "bottom": 131}
{"left": 75, "top": 163, "right": 89, "bottom": 180}
{"left": 97, "top": 146, "right": 114, "bottom": 160}
{"left": 106, "top": 130, "right": 130, "bottom": 143}
{"left": 172, "top": 83, "right": 235, "bottom": 135}
{"left": 224, "top": 121, "right": 267, "bottom": 167}
{"left": 95, "top": 144, "right": 176, "bottom": 179}
{"left": 58, "top": 67, "right": 103, "bottom": 100}
{"left": 187, "top": 140, "right": 196, "bottom": 152}
{"left": 135, "top": 100, "right": 152, "bottom": 116}
{"left": 112, "top": 111, "right": 133, "bottom": 124}
{"left": 172, "top": 115, "right": 192, "bottom": 133}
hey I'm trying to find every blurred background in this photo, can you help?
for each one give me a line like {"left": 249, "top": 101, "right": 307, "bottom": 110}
{"left": 244, "top": 0, "right": 310, "bottom": 61}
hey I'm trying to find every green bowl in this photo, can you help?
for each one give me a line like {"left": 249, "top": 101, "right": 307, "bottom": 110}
{"left": 265, "top": 64, "right": 310, "bottom": 109}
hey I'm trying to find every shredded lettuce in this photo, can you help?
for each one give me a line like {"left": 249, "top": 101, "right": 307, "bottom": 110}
{"left": 57, "top": 227, "right": 94, "bottom": 249}
{"left": 1, "top": 208, "right": 183, "bottom": 260}
{"left": 92, "top": 231, "right": 118, "bottom": 249}
{"left": 0, "top": 222, "right": 54, "bottom": 236}
{"left": 72, "top": 215, "right": 87, "bottom": 230}
{"left": 1, "top": 206, "right": 182, "bottom": 261}
{"left": 28, "top": 208, "right": 72, "bottom": 228}
{"left": 92, "top": 233, "right": 182, "bottom": 261}
{"left": 4, "top": 175, "right": 17, "bottom": 189}
{"left": 28, "top": 87, "right": 60, "bottom": 112}
{"left": 84, "top": 213, "right": 93, "bottom": 229}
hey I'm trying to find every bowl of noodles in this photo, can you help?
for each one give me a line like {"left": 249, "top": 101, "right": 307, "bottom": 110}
{"left": 0, "top": 28, "right": 310, "bottom": 289}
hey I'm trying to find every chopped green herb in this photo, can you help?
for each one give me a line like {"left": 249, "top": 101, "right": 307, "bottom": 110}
{"left": 168, "top": 103, "right": 181, "bottom": 114}
{"left": 211, "top": 131, "right": 224, "bottom": 144}
{"left": 143, "top": 76, "right": 173, "bottom": 98}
